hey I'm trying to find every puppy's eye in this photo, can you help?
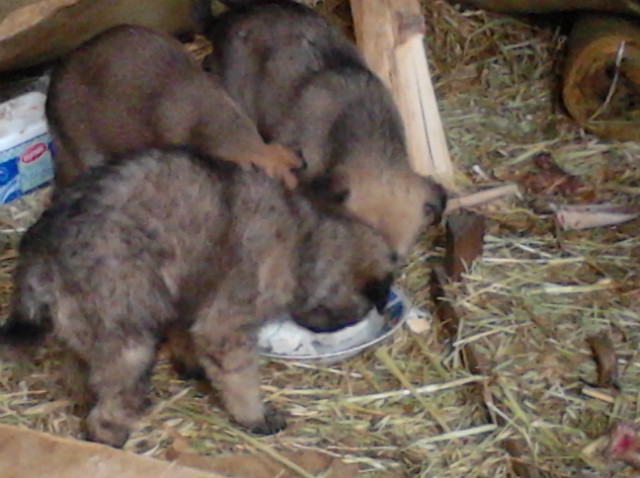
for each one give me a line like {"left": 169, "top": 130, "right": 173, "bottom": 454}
{"left": 389, "top": 252, "right": 399, "bottom": 264}
{"left": 423, "top": 182, "right": 448, "bottom": 225}
{"left": 306, "top": 177, "right": 350, "bottom": 204}
{"left": 423, "top": 201, "right": 444, "bottom": 225}
{"left": 332, "top": 189, "right": 350, "bottom": 203}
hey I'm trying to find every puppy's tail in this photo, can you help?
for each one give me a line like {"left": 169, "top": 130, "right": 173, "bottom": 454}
{"left": 0, "top": 264, "right": 54, "bottom": 348}
{"left": 0, "top": 313, "right": 50, "bottom": 347}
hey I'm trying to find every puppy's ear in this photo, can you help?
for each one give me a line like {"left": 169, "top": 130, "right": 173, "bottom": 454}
{"left": 361, "top": 273, "right": 393, "bottom": 314}
{"left": 423, "top": 178, "right": 448, "bottom": 226}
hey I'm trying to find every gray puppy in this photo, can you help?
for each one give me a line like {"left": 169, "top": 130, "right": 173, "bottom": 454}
{"left": 207, "top": 0, "right": 447, "bottom": 258}
{"left": 46, "top": 24, "right": 301, "bottom": 188}
{"left": 0, "top": 147, "right": 395, "bottom": 448}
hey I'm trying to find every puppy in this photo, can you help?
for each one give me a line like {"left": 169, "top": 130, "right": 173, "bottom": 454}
{"left": 45, "top": 24, "right": 301, "bottom": 188}
{"left": 207, "top": 0, "right": 447, "bottom": 258}
{"left": 0, "top": 146, "right": 395, "bottom": 448}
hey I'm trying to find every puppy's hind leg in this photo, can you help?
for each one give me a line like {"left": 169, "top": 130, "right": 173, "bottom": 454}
{"left": 84, "top": 336, "right": 157, "bottom": 448}
{"left": 191, "top": 309, "right": 286, "bottom": 435}
{"left": 166, "top": 328, "right": 207, "bottom": 382}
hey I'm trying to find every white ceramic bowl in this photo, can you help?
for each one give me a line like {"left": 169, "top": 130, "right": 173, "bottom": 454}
{"left": 258, "top": 287, "right": 411, "bottom": 365}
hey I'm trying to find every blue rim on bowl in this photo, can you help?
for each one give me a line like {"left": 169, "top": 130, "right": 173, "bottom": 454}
{"left": 259, "top": 287, "right": 411, "bottom": 365}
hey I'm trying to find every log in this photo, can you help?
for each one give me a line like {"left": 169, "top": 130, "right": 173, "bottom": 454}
{"left": 350, "top": 0, "right": 457, "bottom": 191}
{"left": 458, "top": 0, "right": 640, "bottom": 15}
{"left": 0, "top": 0, "right": 212, "bottom": 72}
{"left": 562, "top": 13, "right": 640, "bottom": 141}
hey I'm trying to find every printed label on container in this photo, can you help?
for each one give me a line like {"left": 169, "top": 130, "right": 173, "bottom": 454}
{"left": 0, "top": 160, "right": 20, "bottom": 204}
{"left": 18, "top": 135, "right": 54, "bottom": 193}
{"left": 0, "top": 132, "right": 54, "bottom": 204}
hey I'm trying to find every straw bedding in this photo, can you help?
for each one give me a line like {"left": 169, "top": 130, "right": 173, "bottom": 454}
{"left": 0, "top": 1, "right": 638, "bottom": 476}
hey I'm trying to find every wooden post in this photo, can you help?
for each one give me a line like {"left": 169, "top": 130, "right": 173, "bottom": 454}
{"left": 350, "top": 0, "right": 457, "bottom": 191}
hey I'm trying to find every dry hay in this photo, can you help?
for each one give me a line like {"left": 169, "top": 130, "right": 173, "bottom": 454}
{"left": 0, "top": 1, "right": 639, "bottom": 477}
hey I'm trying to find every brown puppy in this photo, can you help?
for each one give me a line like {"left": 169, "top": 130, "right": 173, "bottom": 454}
{"left": 0, "top": 146, "right": 394, "bottom": 448}
{"left": 46, "top": 24, "right": 301, "bottom": 188}
{"left": 207, "top": 0, "right": 447, "bottom": 258}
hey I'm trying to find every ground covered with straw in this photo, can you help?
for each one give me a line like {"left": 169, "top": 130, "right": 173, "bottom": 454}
{"left": 0, "top": 1, "right": 639, "bottom": 477}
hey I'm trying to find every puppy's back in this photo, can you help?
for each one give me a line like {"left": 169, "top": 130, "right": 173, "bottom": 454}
{"left": 46, "top": 25, "right": 212, "bottom": 173}
{"left": 211, "top": 0, "right": 366, "bottom": 137}
{"left": 24, "top": 149, "right": 232, "bottom": 268}
{"left": 211, "top": 1, "right": 447, "bottom": 257}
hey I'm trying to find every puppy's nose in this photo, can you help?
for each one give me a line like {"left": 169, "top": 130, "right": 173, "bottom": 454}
{"left": 374, "top": 298, "right": 387, "bottom": 315}
{"left": 362, "top": 273, "right": 394, "bottom": 314}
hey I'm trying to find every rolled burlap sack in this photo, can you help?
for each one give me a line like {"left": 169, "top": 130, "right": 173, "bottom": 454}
{"left": 459, "top": 0, "right": 640, "bottom": 15}
{"left": 0, "top": 0, "right": 212, "bottom": 72}
{"left": 562, "top": 13, "right": 640, "bottom": 141}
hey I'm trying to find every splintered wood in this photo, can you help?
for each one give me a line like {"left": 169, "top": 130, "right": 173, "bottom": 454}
{"left": 350, "top": 0, "right": 456, "bottom": 190}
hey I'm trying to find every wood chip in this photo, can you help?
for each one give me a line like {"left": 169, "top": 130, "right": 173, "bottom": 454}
{"left": 519, "top": 152, "right": 591, "bottom": 199}
{"left": 587, "top": 332, "right": 620, "bottom": 390}
{"left": 556, "top": 203, "right": 639, "bottom": 230}
{"left": 503, "top": 439, "right": 543, "bottom": 478}
{"left": 405, "top": 307, "right": 432, "bottom": 335}
{"left": 444, "top": 183, "right": 521, "bottom": 216}
{"left": 443, "top": 210, "right": 486, "bottom": 282}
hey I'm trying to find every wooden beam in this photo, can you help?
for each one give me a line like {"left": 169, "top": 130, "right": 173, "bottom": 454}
{"left": 350, "top": 0, "right": 457, "bottom": 191}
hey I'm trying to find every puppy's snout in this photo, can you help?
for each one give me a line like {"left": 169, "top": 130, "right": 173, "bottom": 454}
{"left": 361, "top": 273, "right": 393, "bottom": 314}
{"left": 292, "top": 305, "right": 358, "bottom": 334}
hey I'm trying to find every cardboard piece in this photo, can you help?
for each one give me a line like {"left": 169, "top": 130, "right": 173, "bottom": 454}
{"left": 0, "top": 423, "right": 230, "bottom": 478}
{"left": 165, "top": 447, "right": 360, "bottom": 478}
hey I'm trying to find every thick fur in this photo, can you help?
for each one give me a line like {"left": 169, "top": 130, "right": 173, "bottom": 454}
{"left": 46, "top": 24, "right": 301, "bottom": 189}
{"left": 1, "top": 147, "right": 394, "bottom": 448}
{"left": 207, "top": 0, "right": 448, "bottom": 257}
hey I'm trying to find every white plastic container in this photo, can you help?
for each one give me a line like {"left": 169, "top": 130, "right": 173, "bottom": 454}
{"left": 0, "top": 91, "right": 54, "bottom": 205}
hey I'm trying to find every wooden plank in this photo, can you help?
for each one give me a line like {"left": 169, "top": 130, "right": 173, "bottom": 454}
{"left": 0, "top": 423, "right": 231, "bottom": 478}
{"left": 350, "top": 0, "right": 457, "bottom": 191}
{"left": 0, "top": 0, "right": 210, "bottom": 72}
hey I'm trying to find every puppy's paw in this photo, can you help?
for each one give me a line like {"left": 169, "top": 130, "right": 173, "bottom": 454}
{"left": 85, "top": 415, "right": 130, "bottom": 449}
{"left": 248, "top": 405, "right": 287, "bottom": 436}
{"left": 252, "top": 144, "right": 304, "bottom": 190}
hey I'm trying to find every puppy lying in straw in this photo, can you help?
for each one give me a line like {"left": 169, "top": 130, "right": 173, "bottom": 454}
{"left": 46, "top": 24, "right": 301, "bottom": 188}
{"left": 207, "top": 0, "right": 448, "bottom": 258}
{"left": 0, "top": 146, "right": 395, "bottom": 448}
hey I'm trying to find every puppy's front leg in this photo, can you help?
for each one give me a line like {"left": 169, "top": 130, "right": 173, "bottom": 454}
{"left": 192, "top": 309, "right": 286, "bottom": 435}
